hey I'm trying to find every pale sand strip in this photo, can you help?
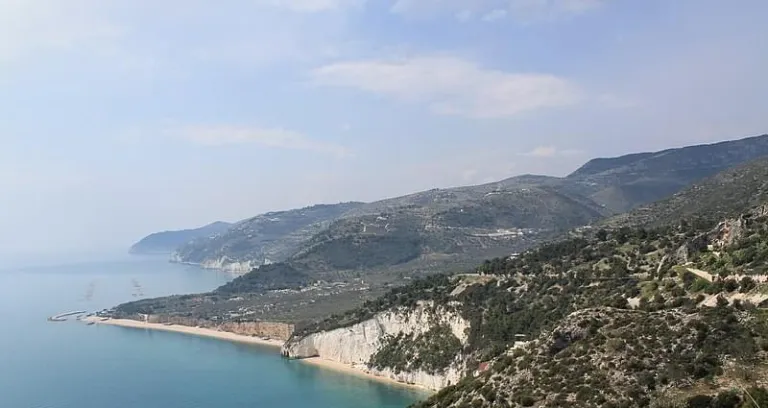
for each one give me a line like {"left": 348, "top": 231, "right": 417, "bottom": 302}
{"left": 84, "top": 317, "right": 283, "bottom": 348}
{"left": 84, "top": 317, "right": 432, "bottom": 392}
{"left": 299, "top": 357, "right": 432, "bottom": 392}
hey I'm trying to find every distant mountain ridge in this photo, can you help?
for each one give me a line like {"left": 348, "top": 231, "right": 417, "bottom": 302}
{"left": 156, "top": 133, "right": 768, "bottom": 277}
{"left": 129, "top": 221, "right": 232, "bottom": 254}
{"left": 173, "top": 179, "right": 608, "bottom": 275}
{"left": 170, "top": 203, "right": 365, "bottom": 272}
{"left": 566, "top": 133, "right": 768, "bottom": 212}
{"left": 607, "top": 155, "right": 768, "bottom": 227}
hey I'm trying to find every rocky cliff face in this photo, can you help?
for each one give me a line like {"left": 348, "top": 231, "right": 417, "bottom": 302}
{"left": 145, "top": 315, "right": 294, "bottom": 340}
{"left": 169, "top": 254, "right": 259, "bottom": 274}
{"left": 282, "top": 302, "right": 469, "bottom": 390}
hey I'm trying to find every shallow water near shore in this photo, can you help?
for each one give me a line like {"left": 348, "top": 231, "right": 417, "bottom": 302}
{"left": 0, "top": 255, "right": 426, "bottom": 408}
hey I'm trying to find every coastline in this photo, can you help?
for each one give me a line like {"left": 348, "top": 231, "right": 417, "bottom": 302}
{"left": 84, "top": 317, "right": 283, "bottom": 348}
{"left": 298, "top": 357, "right": 432, "bottom": 392}
{"left": 84, "top": 317, "right": 432, "bottom": 392}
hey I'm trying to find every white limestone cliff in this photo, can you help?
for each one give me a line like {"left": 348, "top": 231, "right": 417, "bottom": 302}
{"left": 199, "top": 258, "right": 256, "bottom": 274}
{"left": 282, "top": 302, "right": 470, "bottom": 390}
{"left": 169, "top": 253, "right": 258, "bottom": 274}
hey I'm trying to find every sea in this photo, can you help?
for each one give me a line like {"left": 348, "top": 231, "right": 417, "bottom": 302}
{"left": 0, "top": 255, "right": 427, "bottom": 408}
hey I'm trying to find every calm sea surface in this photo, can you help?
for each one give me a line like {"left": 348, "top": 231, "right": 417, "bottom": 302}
{"left": 0, "top": 255, "right": 426, "bottom": 408}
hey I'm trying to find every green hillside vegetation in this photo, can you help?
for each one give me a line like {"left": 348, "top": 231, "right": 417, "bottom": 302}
{"left": 609, "top": 156, "right": 768, "bottom": 228}
{"left": 214, "top": 263, "right": 312, "bottom": 294}
{"left": 172, "top": 202, "right": 364, "bottom": 264}
{"left": 420, "top": 307, "right": 768, "bottom": 408}
{"left": 169, "top": 134, "right": 768, "bottom": 284}
{"left": 566, "top": 134, "right": 768, "bottom": 212}
{"left": 289, "top": 185, "right": 607, "bottom": 274}
{"left": 110, "top": 263, "right": 312, "bottom": 318}
{"left": 294, "top": 200, "right": 768, "bottom": 408}
{"left": 371, "top": 325, "right": 463, "bottom": 375}
{"left": 435, "top": 186, "right": 606, "bottom": 229}
{"left": 293, "top": 234, "right": 422, "bottom": 270}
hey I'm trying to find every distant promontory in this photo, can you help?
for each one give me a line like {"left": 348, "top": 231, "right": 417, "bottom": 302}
{"left": 129, "top": 221, "right": 232, "bottom": 255}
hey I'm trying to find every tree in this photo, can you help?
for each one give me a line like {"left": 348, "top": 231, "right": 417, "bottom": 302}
{"left": 740, "top": 387, "right": 768, "bottom": 408}
{"left": 716, "top": 295, "right": 730, "bottom": 308}
{"left": 712, "top": 390, "right": 741, "bottom": 408}
{"left": 687, "top": 395, "right": 713, "bottom": 408}
{"left": 740, "top": 277, "right": 757, "bottom": 293}
{"left": 615, "top": 228, "right": 631, "bottom": 244}
{"left": 724, "top": 279, "right": 740, "bottom": 293}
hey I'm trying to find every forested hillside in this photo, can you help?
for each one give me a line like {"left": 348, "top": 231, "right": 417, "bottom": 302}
{"left": 291, "top": 201, "right": 768, "bottom": 407}
{"left": 166, "top": 134, "right": 768, "bottom": 280}
{"left": 609, "top": 156, "right": 768, "bottom": 228}
{"left": 567, "top": 134, "right": 768, "bottom": 212}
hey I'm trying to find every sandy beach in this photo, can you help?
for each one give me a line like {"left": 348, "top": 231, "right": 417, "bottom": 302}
{"left": 299, "top": 357, "right": 431, "bottom": 391}
{"left": 84, "top": 317, "right": 284, "bottom": 348}
{"left": 84, "top": 317, "right": 431, "bottom": 392}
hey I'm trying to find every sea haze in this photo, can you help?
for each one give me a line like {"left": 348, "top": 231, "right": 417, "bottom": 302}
{"left": 0, "top": 256, "right": 425, "bottom": 408}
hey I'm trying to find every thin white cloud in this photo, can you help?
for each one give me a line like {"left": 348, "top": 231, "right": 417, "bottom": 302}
{"left": 509, "top": 0, "right": 603, "bottom": 22}
{"left": 521, "top": 146, "right": 584, "bottom": 158}
{"left": 173, "top": 125, "right": 352, "bottom": 158}
{"left": 455, "top": 9, "right": 473, "bottom": 22}
{"left": 256, "top": 0, "right": 365, "bottom": 12}
{"left": 390, "top": 0, "right": 603, "bottom": 22}
{"left": 482, "top": 9, "right": 508, "bottom": 22}
{"left": 311, "top": 56, "right": 582, "bottom": 118}
{"left": 1, "top": 0, "right": 356, "bottom": 74}
{"left": 0, "top": 0, "right": 122, "bottom": 63}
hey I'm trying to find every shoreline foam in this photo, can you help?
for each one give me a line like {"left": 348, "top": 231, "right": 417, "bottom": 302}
{"left": 84, "top": 317, "right": 432, "bottom": 392}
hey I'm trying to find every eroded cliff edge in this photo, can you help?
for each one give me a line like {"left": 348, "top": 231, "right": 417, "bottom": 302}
{"left": 133, "top": 314, "right": 295, "bottom": 341}
{"left": 282, "top": 302, "right": 469, "bottom": 391}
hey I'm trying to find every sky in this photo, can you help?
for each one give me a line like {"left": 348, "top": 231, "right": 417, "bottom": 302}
{"left": 1, "top": 0, "right": 767, "bottom": 259}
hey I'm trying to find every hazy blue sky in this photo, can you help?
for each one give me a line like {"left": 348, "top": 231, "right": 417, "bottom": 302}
{"left": 1, "top": 0, "right": 767, "bottom": 259}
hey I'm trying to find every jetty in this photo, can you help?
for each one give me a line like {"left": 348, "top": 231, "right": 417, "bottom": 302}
{"left": 48, "top": 311, "right": 86, "bottom": 322}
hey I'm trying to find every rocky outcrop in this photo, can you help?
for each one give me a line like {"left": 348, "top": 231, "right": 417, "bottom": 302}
{"left": 199, "top": 258, "right": 258, "bottom": 274}
{"left": 169, "top": 254, "right": 258, "bottom": 274}
{"left": 711, "top": 216, "right": 748, "bottom": 248}
{"left": 367, "top": 366, "right": 466, "bottom": 391}
{"left": 757, "top": 204, "right": 768, "bottom": 217}
{"left": 282, "top": 302, "right": 470, "bottom": 390}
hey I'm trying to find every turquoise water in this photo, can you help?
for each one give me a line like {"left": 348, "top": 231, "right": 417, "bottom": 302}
{"left": 0, "top": 256, "right": 426, "bottom": 408}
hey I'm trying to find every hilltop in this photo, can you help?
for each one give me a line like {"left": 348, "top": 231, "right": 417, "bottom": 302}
{"left": 566, "top": 133, "right": 768, "bottom": 212}
{"left": 170, "top": 203, "right": 364, "bottom": 272}
{"left": 129, "top": 221, "right": 231, "bottom": 254}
